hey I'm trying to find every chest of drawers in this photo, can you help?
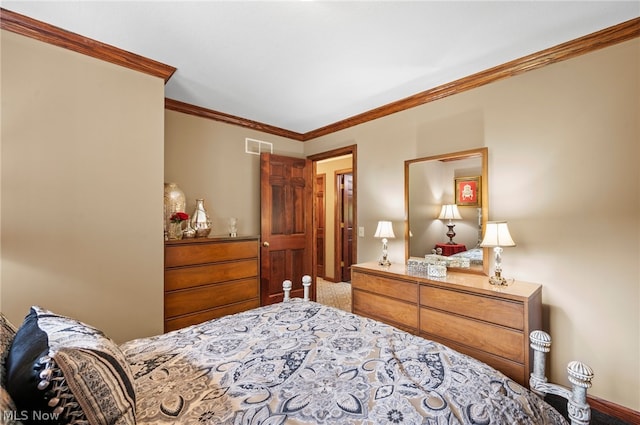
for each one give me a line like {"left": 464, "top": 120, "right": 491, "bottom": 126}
{"left": 164, "top": 236, "right": 260, "bottom": 332}
{"left": 351, "top": 262, "right": 542, "bottom": 386}
{"left": 351, "top": 265, "right": 419, "bottom": 334}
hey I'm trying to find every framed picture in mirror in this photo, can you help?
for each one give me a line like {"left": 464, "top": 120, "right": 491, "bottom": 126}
{"left": 455, "top": 176, "right": 481, "bottom": 207}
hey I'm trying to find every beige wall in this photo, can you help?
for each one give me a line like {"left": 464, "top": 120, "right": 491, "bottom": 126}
{"left": 0, "top": 31, "right": 165, "bottom": 343}
{"left": 164, "top": 111, "right": 304, "bottom": 237}
{"left": 304, "top": 39, "right": 640, "bottom": 409}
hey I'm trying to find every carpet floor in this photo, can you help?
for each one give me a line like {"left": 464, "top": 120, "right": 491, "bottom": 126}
{"left": 316, "top": 277, "right": 351, "bottom": 312}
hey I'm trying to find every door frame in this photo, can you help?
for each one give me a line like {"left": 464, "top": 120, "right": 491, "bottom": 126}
{"left": 334, "top": 169, "right": 353, "bottom": 282}
{"left": 315, "top": 173, "right": 326, "bottom": 279}
{"left": 308, "top": 145, "right": 357, "bottom": 280}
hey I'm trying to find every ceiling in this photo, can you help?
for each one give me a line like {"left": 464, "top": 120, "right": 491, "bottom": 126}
{"left": 3, "top": 1, "right": 639, "bottom": 134}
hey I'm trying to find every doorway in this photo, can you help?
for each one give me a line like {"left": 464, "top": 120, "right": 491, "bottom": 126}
{"left": 309, "top": 145, "right": 357, "bottom": 283}
{"left": 336, "top": 171, "right": 353, "bottom": 282}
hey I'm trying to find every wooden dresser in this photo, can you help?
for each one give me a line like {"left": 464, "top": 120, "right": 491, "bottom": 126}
{"left": 164, "top": 236, "right": 260, "bottom": 332}
{"left": 351, "top": 262, "right": 542, "bottom": 386}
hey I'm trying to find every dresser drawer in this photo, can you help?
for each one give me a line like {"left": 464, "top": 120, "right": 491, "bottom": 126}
{"left": 164, "top": 299, "right": 260, "bottom": 332}
{"left": 420, "top": 307, "right": 524, "bottom": 363}
{"left": 353, "top": 289, "right": 418, "bottom": 331}
{"left": 165, "top": 259, "right": 258, "bottom": 291}
{"left": 352, "top": 272, "right": 418, "bottom": 303}
{"left": 351, "top": 262, "right": 540, "bottom": 387}
{"left": 434, "top": 337, "right": 526, "bottom": 385}
{"left": 420, "top": 285, "right": 524, "bottom": 330}
{"left": 164, "top": 237, "right": 260, "bottom": 332}
{"left": 165, "top": 278, "right": 259, "bottom": 318}
{"left": 165, "top": 240, "right": 258, "bottom": 267}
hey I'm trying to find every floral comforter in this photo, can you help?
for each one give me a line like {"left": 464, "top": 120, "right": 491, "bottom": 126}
{"left": 120, "top": 300, "right": 566, "bottom": 425}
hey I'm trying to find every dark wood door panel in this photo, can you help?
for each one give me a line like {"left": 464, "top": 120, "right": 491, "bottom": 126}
{"left": 315, "top": 174, "right": 326, "bottom": 277}
{"left": 261, "top": 153, "right": 314, "bottom": 305}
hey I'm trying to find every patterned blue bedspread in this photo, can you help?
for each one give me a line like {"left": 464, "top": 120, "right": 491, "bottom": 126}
{"left": 450, "top": 248, "right": 484, "bottom": 265}
{"left": 120, "top": 300, "right": 566, "bottom": 424}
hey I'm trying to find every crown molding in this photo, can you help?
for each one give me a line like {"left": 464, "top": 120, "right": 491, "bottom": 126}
{"left": 0, "top": 8, "right": 176, "bottom": 83}
{"left": 304, "top": 17, "right": 640, "bottom": 140}
{"left": 165, "top": 98, "right": 305, "bottom": 141}
{"left": 2, "top": 7, "right": 637, "bottom": 141}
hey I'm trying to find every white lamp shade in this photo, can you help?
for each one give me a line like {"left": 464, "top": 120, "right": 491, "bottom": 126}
{"left": 480, "top": 221, "right": 516, "bottom": 247}
{"left": 438, "top": 204, "right": 462, "bottom": 220}
{"left": 374, "top": 221, "right": 395, "bottom": 238}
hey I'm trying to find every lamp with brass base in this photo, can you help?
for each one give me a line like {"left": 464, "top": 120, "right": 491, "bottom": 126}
{"left": 480, "top": 221, "right": 516, "bottom": 285}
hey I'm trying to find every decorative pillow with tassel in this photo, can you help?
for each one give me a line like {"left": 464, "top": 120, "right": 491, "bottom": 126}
{"left": 1, "top": 312, "right": 23, "bottom": 425}
{"left": 6, "top": 307, "right": 136, "bottom": 425}
{"left": 1, "top": 312, "right": 17, "bottom": 382}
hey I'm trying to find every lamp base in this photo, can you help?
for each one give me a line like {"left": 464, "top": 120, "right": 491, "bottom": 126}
{"left": 379, "top": 238, "right": 391, "bottom": 267}
{"left": 446, "top": 224, "right": 456, "bottom": 244}
{"left": 488, "top": 269, "right": 511, "bottom": 286}
{"left": 489, "top": 275, "right": 509, "bottom": 286}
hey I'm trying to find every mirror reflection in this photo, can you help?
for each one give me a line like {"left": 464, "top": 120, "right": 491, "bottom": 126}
{"left": 405, "top": 148, "right": 488, "bottom": 275}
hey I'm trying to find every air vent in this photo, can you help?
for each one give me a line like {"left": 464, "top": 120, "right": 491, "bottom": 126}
{"left": 245, "top": 138, "right": 273, "bottom": 155}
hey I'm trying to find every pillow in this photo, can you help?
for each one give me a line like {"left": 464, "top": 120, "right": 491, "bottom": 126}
{"left": 1, "top": 313, "right": 17, "bottom": 385}
{"left": 1, "top": 386, "right": 23, "bottom": 425}
{"left": 6, "top": 307, "right": 136, "bottom": 425}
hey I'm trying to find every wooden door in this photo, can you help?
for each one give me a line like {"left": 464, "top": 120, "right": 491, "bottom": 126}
{"left": 260, "top": 153, "right": 314, "bottom": 304}
{"left": 337, "top": 172, "right": 354, "bottom": 281}
{"left": 315, "top": 174, "right": 326, "bottom": 278}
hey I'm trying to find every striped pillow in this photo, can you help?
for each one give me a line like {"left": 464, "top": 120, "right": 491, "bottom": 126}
{"left": 1, "top": 313, "right": 17, "bottom": 385}
{"left": 6, "top": 307, "right": 136, "bottom": 425}
{"left": 1, "top": 313, "right": 22, "bottom": 424}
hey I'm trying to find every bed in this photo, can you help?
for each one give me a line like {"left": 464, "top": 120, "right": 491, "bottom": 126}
{"left": 2, "top": 278, "right": 593, "bottom": 425}
{"left": 449, "top": 247, "right": 483, "bottom": 266}
{"left": 422, "top": 248, "right": 483, "bottom": 270}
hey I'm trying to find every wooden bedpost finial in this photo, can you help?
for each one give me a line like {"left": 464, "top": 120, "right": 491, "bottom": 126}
{"left": 302, "top": 275, "right": 311, "bottom": 301}
{"left": 283, "top": 280, "right": 292, "bottom": 302}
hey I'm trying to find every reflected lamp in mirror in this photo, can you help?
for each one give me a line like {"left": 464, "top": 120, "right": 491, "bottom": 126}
{"left": 438, "top": 204, "right": 462, "bottom": 244}
{"left": 374, "top": 220, "right": 396, "bottom": 266}
{"left": 480, "top": 221, "right": 516, "bottom": 286}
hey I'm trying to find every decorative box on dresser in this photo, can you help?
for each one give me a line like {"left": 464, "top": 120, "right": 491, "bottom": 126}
{"left": 164, "top": 236, "right": 260, "bottom": 332}
{"left": 351, "top": 262, "right": 542, "bottom": 387}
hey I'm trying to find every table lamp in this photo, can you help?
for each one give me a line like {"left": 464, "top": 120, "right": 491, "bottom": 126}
{"left": 438, "top": 204, "right": 462, "bottom": 244}
{"left": 480, "top": 221, "right": 516, "bottom": 285}
{"left": 374, "top": 220, "right": 395, "bottom": 266}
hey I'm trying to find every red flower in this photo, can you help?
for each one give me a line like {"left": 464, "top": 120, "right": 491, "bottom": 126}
{"left": 170, "top": 212, "right": 189, "bottom": 223}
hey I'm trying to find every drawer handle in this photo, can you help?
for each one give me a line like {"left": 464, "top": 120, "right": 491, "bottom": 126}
{"left": 263, "top": 241, "right": 270, "bottom": 247}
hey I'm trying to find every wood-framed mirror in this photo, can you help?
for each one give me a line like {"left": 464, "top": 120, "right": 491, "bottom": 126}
{"left": 404, "top": 147, "right": 489, "bottom": 275}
